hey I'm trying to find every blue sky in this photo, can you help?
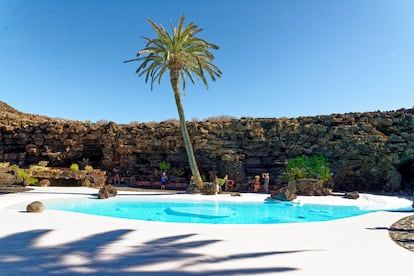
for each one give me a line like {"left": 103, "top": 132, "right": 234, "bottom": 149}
{"left": 1, "top": 0, "right": 413, "bottom": 123}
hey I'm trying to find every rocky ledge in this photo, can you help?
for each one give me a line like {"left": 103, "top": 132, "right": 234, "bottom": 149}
{"left": 1, "top": 101, "right": 413, "bottom": 193}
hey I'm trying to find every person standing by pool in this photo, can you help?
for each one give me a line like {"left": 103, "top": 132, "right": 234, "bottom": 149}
{"left": 161, "top": 172, "right": 168, "bottom": 190}
{"left": 262, "top": 172, "right": 270, "bottom": 193}
{"left": 223, "top": 174, "right": 229, "bottom": 191}
{"left": 253, "top": 175, "right": 260, "bottom": 192}
{"left": 113, "top": 173, "right": 120, "bottom": 185}
{"left": 214, "top": 175, "right": 220, "bottom": 195}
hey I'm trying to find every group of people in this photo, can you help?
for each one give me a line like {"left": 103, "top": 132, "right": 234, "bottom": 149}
{"left": 128, "top": 171, "right": 272, "bottom": 193}
{"left": 114, "top": 171, "right": 272, "bottom": 193}
{"left": 253, "top": 173, "right": 270, "bottom": 193}
{"left": 213, "top": 175, "right": 231, "bottom": 194}
{"left": 111, "top": 172, "right": 168, "bottom": 188}
{"left": 112, "top": 173, "right": 131, "bottom": 185}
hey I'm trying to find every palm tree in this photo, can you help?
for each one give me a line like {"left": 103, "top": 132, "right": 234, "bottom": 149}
{"left": 125, "top": 15, "right": 222, "bottom": 190}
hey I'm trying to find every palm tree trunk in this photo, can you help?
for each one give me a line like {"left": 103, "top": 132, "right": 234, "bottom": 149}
{"left": 170, "top": 69, "right": 204, "bottom": 189}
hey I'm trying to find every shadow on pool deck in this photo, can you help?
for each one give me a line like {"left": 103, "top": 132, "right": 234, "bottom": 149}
{"left": 366, "top": 210, "right": 414, "bottom": 253}
{"left": 0, "top": 229, "right": 312, "bottom": 275}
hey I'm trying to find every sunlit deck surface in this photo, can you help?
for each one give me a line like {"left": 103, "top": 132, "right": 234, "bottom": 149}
{"left": 1, "top": 186, "right": 413, "bottom": 275}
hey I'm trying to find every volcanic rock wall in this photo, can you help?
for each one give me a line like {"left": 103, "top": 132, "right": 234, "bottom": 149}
{"left": 1, "top": 101, "right": 413, "bottom": 192}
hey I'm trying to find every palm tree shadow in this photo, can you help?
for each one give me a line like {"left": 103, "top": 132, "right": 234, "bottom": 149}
{"left": 0, "top": 229, "right": 305, "bottom": 275}
{"left": 367, "top": 226, "right": 414, "bottom": 233}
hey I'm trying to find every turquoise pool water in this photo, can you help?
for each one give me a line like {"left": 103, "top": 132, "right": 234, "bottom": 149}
{"left": 33, "top": 196, "right": 385, "bottom": 224}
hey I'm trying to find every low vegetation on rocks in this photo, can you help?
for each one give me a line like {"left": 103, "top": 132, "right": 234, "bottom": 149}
{"left": 0, "top": 160, "right": 106, "bottom": 188}
{"left": 272, "top": 155, "right": 332, "bottom": 200}
{"left": 283, "top": 154, "right": 331, "bottom": 183}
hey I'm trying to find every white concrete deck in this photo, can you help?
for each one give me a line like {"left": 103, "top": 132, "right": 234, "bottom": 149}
{"left": 1, "top": 187, "right": 413, "bottom": 275}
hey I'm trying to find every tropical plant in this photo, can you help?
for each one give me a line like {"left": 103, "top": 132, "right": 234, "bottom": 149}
{"left": 27, "top": 177, "right": 39, "bottom": 186}
{"left": 283, "top": 154, "right": 331, "bottom": 182}
{"left": 217, "top": 178, "right": 225, "bottom": 186}
{"left": 125, "top": 15, "right": 222, "bottom": 189}
{"left": 84, "top": 165, "right": 94, "bottom": 171}
{"left": 11, "top": 164, "right": 39, "bottom": 186}
{"left": 158, "top": 161, "right": 172, "bottom": 171}
{"left": 70, "top": 163, "right": 79, "bottom": 171}
{"left": 11, "top": 164, "right": 28, "bottom": 180}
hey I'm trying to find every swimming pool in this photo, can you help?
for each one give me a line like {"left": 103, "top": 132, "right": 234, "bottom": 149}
{"left": 26, "top": 195, "right": 404, "bottom": 224}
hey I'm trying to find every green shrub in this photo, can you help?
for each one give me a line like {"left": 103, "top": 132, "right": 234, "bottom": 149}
{"left": 284, "top": 154, "right": 331, "bottom": 182}
{"left": 84, "top": 165, "right": 93, "bottom": 171}
{"left": 218, "top": 178, "right": 225, "bottom": 186}
{"left": 70, "top": 163, "right": 79, "bottom": 171}
{"left": 158, "top": 161, "right": 171, "bottom": 171}
{"left": 12, "top": 165, "right": 29, "bottom": 180}
{"left": 11, "top": 164, "right": 38, "bottom": 185}
{"left": 27, "top": 177, "right": 39, "bottom": 186}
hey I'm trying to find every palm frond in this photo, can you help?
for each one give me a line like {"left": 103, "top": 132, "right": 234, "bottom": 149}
{"left": 127, "top": 14, "right": 221, "bottom": 92}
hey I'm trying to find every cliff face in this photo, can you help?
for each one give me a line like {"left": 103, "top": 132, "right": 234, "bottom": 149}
{"left": 1, "top": 101, "right": 413, "bottom": 192}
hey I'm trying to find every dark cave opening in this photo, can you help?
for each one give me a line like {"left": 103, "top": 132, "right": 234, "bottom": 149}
{"left": 399, "top": 160, "right": 414, "bottom": 191}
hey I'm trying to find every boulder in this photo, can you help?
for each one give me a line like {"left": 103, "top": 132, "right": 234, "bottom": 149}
{"left": 200, "top": 182, "right": 216, "bottom": 195}
{"left": 343, "top": 191, "right": 359, "bottom": 199}
{"left": 39, "top": 179, "right": 50, "bottom": 187}
{"left": 295, "top": 178, "right": 330, "bottom": 196}
{"left": 98, "top": 184, "right": 117, "bottom": 199}
{"left": 185, "top": 182, "right": 200, "bottom": 194}
{"left": 271, "top": 187, "right": 297, "bottom": 201}
{"left": 26, "top": 201, "right": 44, "bottom": 213}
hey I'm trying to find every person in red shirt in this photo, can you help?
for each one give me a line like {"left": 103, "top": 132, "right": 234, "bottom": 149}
{"left": 253, "top": 175, "right": 260, "bottom": 192}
